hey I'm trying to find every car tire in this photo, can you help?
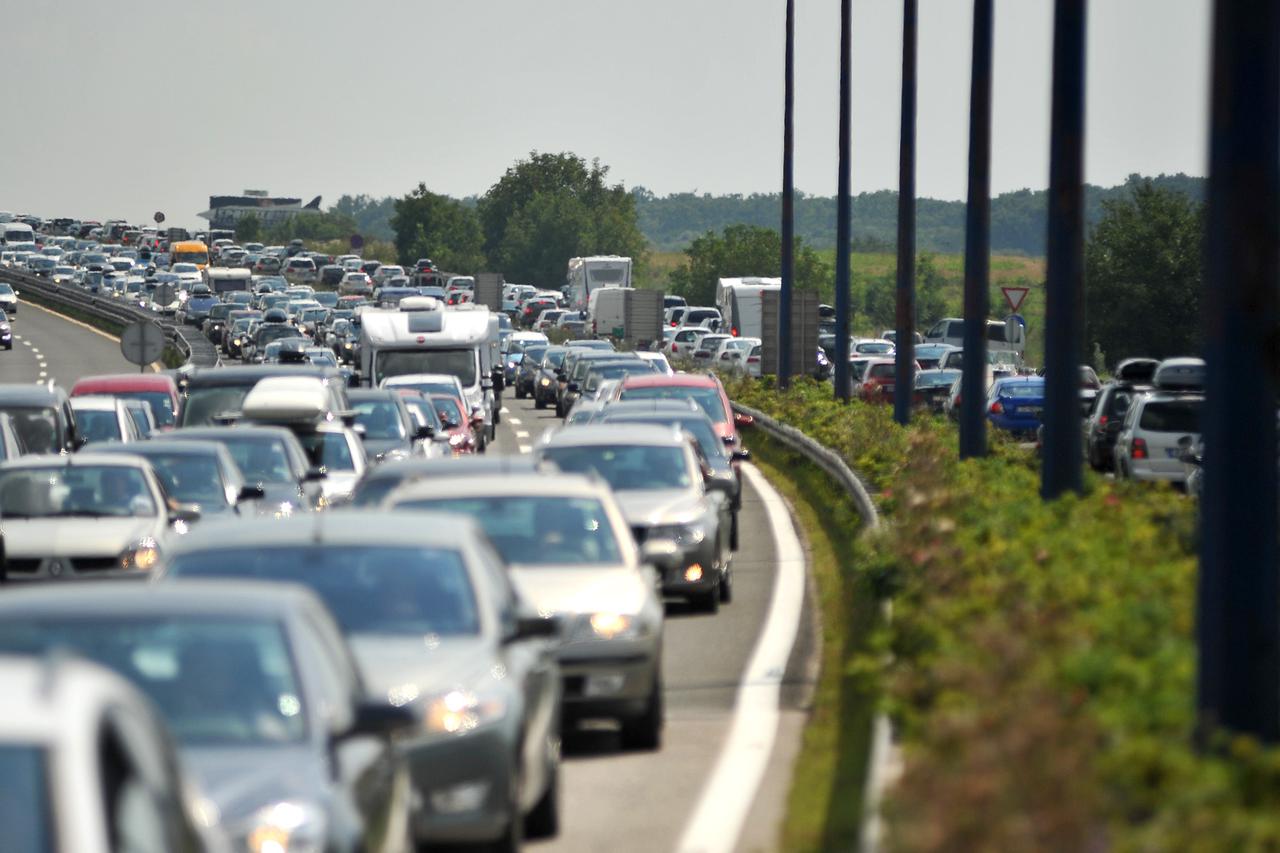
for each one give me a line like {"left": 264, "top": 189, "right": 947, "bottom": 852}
{"left": 719, "top": 568, "right": 733, "bottom": 603}
{"left": 524, "top": 754, "right": 560, "bottom": 839}
{"left": 535, "top": 394, "right": 547, "bottom": 410}
{"left": 698, "top": 586, "right": 720, "bottom": 615}
{"left": 730, "top": 513, "right": 740, "bottom": 551}
{"left": 514, "top": 384, "right": 525, "bottom": 399}
{"left": 620, "top": 678, "right": 663, "bottom": 752}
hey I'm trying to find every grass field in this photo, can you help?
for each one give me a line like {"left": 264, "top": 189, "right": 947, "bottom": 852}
{"left": 637, "top": 249, "right": 1048, "bottom": 364}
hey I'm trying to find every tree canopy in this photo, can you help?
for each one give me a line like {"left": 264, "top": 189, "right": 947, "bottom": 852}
{"left": 668, "top": 224, "right": 829, "bottom": 306}
{"left": 390, "top": 184, "right": 486, "bottom": 273}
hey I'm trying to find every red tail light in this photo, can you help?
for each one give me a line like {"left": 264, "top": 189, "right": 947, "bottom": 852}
{"left": 1098, "top": 414, "right": 1108, "bottom": 425}
{"left": 731, "top": 327, "right": 739, "bottom": 336}
{"left": 989, "top": 401, "right": 1003, "bottom": 414}
{"left": 1132, "top": 437, "right": 1148, "bottom": 460}
{"left": 670, "top": 321, "right": 678, "bottom": 327}
{"left": 671, "top": 344, "right": 678, "bottom": 352}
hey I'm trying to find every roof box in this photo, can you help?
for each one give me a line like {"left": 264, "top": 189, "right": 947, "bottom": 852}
{"left": 242, "top": 376, "right": 332, "bottom": 423}
{"left": 1153, "top": 357, "right": 1205, "bottom": 392}
{"left": 1115, "top": 357, "right": 1159, "bottom": 384}
{"left": 399, "top": 296, "right": 440, "bottom": 313}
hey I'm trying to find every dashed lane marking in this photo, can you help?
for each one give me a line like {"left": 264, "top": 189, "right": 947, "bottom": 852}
{"left": 517, "top": 445, "right": 532, "bottom": 454}
{"left": 515, "top": 430, "right": 529, "bottom": 439}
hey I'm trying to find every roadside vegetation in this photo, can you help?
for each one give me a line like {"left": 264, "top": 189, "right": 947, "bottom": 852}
{"left": 727, "top": 376, "right": 1280, "bottom": 851}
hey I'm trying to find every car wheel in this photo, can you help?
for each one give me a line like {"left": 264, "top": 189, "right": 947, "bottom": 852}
{"left": 698, "top": 586, "right": 720, "bottom": 615}
{"left": 730, "top": 513, "right": 740, "bottom": 551}
{"left": 524, "top": 754, "right": 560, "bottom": 839}
{"left": 719, "top": 568, "right": 733, "bottom": 603}
{"left": 620, "top": 678, "right": 663, "bottom": 751}
{"left": 535, "top": 394, "right": 547, "bottom": 410}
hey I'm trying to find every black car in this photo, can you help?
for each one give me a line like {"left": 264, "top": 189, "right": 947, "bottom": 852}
{"left": 1084, "top": 381, "right": 1151, "bottom": 471}
{"left": 347, "top": 389, "right": 434, "bottom": 462}
{"left": 177, "top": 364, "right": 351, "bottom": 427}
{"left": 0, "top": 384, "right": 81, "bottom": 454}
{"left": 531, "top": 346, "right": 569, "bottom": 409}
{"left": 0, "top": 582, "right": 416, "bottom": 853}
{"left": 182, "top": 284, "right": 218, "bottom": 326}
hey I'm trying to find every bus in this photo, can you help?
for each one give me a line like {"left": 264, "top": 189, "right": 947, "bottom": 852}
{"left": 169, "top": 240, "right": 210, "bottom": 271}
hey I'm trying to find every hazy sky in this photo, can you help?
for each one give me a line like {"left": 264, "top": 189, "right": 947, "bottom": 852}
{"left": 5, "top": 0, "right": 1209, "bottom": 228}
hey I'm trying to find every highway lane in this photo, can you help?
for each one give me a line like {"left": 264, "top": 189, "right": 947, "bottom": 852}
{"left": 0, "top": 300, "right": 136, "bottom": 387}
{"left": 492, "top": 392, "right": 813, "bottom": 852}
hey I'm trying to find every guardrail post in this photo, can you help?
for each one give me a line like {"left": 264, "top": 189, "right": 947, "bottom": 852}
{"left": 959, "top": 0, "right": 993, "bottom": 459}
{"left": 1197, "top": 0, "right": 1280, "bottom": 742}
{"left": 779, "top": 0, "right": 796, "bottom": 389}
{"left": 893, "top": 0, "right": 918, "bottom": 426}
{"left": 1040, "top": 0, "right": 1087, "bottom": 498}
{"left": 833, "top": 0, "right": 853, "bottom": 401}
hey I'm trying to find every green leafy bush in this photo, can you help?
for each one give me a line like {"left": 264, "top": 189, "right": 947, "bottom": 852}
{"left": 726, "top": 377, "right": 1280, "bottom": 851}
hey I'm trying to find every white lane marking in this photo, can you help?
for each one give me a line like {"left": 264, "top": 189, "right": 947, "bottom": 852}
{"left": 676, "top": 463, "right": 806, "bottom": 853}
{"left": 500, "top": 407, "right": 510, "bottom": 414}
{"left": 515, "top": 430, "right": 529, "bottom": 439}
{"left": 30, "top": 348, "right": 38, "bottom": 354}
{"left": 517, "top": 444, "right": 532, "bottom": 454}
{"left": 38, "top": 372, "right": 46, "bottom": 379}
{"left": 509, "top": 417, "right": 522, "bottom": 426}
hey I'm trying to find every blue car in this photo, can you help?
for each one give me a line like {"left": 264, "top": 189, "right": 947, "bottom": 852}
{"left": 986, "top": 376, "right": 1045, "bottom": 434}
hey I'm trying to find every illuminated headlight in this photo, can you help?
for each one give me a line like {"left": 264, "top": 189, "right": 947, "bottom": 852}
{"left": 242, "top": 800, "right": 326, "bottom": 853}
{"left": 448, "top": 434, "right": 468, "bottom": 448}
{"left": 119, "top": 538, "right": 159, "bottom": 572}
{"left": 540, "top": 378, "right": 551, "bottom": 386}
{"left": 570, "top": 612, "right": 647, "bottom": 642}
{"left": 647, "top": 523, "right": 706, "bottom": 548}
{"left": 424, "top": 689, "right": 508, "bottom": 735}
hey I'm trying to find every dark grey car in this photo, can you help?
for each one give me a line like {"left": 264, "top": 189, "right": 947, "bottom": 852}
{"left": 0, "top": 581, "right": 416, "bottom": 853}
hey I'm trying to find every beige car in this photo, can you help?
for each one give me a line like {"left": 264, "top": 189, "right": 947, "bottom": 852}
{"left": 384, "top": 472, "right": 670, "bottom": 750}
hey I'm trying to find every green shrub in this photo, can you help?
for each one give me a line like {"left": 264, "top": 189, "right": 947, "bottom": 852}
{"left": 726, "top": 378, "right": 1280, "bottom": 851}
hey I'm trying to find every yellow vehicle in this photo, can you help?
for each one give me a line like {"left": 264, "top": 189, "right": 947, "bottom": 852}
{"left": 169, "top": 240, "right": 210, "bottom": 270}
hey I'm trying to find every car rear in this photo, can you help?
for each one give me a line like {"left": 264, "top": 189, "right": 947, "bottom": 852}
{"left": 987, "top": 378, "right": 1046, "bottom": 434}
{"left": 1123, "top": 394, "right": 1203, "bottom": 482}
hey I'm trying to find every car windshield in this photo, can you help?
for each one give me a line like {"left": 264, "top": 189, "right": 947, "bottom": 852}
{"left": 397, "top": 495, "right": 623, "bottom": 566}
{"left": 172, "top": 251, "right": 207, "bottom": 265}
{"left": 0, "top": 745, "right": 52, "bottom": 853}
{"left": 377, "top": 350, "right": 477, "bottom": 387}
{"left": 296, "top": 431, "right": 355, "bottom": 471}
{"left": 181, "top": 386, "right": 252, "bottom": 426}
{"left": 619, "top": 385, "right": 728, "bottom": 425}
{"left": 916, "top": 371, "right": 961, "bottom": 389}
{"left": 75, "top": 409, "right": 124, "bottom": 443}
{"left": 0, "top": 618, "right": 306, "bottom": 745}
{"left": 138, "top": 453, "right": 228, "bottom": 509}
{"left": 214, "top": 436, "right": 295, "bottom": 483}
{"left": 168, "top": 546, "right": 479, "bottom": 636}
{"left": 541, "top": 444, "right": 692, "bottom": 491}
{"left": 607, "top": 415, "right": 725, "bottom": 462}
{"left": 857, "top": 342, "right": 894, "bottom": 354}
{"left": 0, "top": 406, "right": 61, "bottom": 454}
{"left": 434, "top": 397, "right": 464, "bottom": 427}
{"left": 543, "top": 350, "right": 567, "bottom": 368}
{"left": 1140, "top": 399, "right": 1201, "bottom": 433}
{"left": 353, "top": 400, "right": 406, "bottom": 440}
{"left": 0, "top": 465, "right": 155, "bottom": 519}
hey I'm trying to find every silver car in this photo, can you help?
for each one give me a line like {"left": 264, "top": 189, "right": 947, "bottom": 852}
{"left": 156, "top": 513, "right": 563, "bottom": 850}
{"left": 536, "top": 424, "right": 734, "bottom": 612}
{"left": 384, "top": 473, "right": 667, "bottom": 750}
{"left": 1113, "top": 391, "right": 1203, "bottom": 483}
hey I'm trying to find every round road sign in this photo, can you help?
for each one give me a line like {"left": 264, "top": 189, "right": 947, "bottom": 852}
{"left": 120, "top": 321, "right": 166, "bottom": 367}
{"left": 350, "top": 233, "right": 365, "bottom": 250}
{"left": 153, "top": 211, "right": 166, "bottom": 224}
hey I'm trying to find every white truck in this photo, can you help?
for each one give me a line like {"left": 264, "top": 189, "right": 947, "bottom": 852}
{"left": 715, "top": 277, "right": 782, "bottom": 339}
{"left": 359, "top": 297, "right": 501, "bottom": 442}
{"left": 924, "top": 316, "right": 1026, "bottom": 357}
{"left": 566, "top": 256, "right": 632, "bottom": 313}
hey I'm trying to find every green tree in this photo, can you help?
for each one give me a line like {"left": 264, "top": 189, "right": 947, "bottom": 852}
{"left": 478, "top": 152, "right": 648, "bottom": 286}
{"left": 668, "top": 224, "right": 828, "bottom": 305}
{"left": 915, "top": 252, "right": 949, "bottom": 325}
{"left": 1085, "top": 180, "right": 1204, "bottom": 365}
{"left": 390, "top": 183, "right": 486, "bottom": 273}
{"left": 862, "top": 273, "right": 896, "bottom": 329}
{"left": 234, "top": 214, "right": 261, "bottom": 243}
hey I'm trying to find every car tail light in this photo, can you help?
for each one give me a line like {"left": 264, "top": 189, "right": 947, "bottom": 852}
{"left": 671, "top": 344, "right": 678, "bottom": 352}
{"left": 1098, "top": 414, "right": 1108, "bottom": 425}
{"left": 1132, "top": 437, "right": 1148, "bottom": 460}
{"left": 989, "top": 401, "right": 1003, "bottom": 414}
{"left": 747, "top": 355, "right": 760, "bottom": 364}
{"left": 731, "top": 327, "right": 739, "bottom": 336}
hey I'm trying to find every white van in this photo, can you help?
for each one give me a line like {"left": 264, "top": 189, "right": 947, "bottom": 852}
{"left": 924, "top": 316, "right": 1026, "bottom": 356}
{"left": 1, "top": 223, "right": 35, "bottom": 247}
{"left": 566, "top": 256, "right": 632, "bottom": 312}
{"left": 715, "top": 277, "right": 781, "bottom": 338}
{"left": 587, "top": 286, "right": 633, "bottom": 336}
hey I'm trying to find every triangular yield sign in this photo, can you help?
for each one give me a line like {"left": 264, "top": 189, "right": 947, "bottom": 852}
{"left": 1001, "top": 286, "right": 1029, "bottom": 313}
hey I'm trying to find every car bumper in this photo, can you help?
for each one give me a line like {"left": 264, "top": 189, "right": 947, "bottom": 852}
{"left": 1125, "top": 460, "right": 1188, "bottom": 483}
{"left": 558, "top": 638, "right": 660, "bottom": 722}
{"left": 401, "top": 724, "right": 518, "bottom": 844}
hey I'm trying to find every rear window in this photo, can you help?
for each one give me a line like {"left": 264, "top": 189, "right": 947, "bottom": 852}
{"left": 999, "top": 383, "right": 1044, "bottom": 398}
{"left": 1139, "top": 399, "right": 1201, "bottom": 433}
{"left": 0, "top": 745, "right": 52, "bottom": 853}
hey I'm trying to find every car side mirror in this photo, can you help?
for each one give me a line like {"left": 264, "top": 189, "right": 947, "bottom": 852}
{"left": 343, "top": 701, "right": 417, "bottom": 739}
{"left": 415, "top": 424, "right": 435, "bottom": 439}
{"left": 506, "top": 615, "right": 560, "bottom": 644}
{"left": 168, "top": 505, "right": 201, "bottom": 525}
{"left": 732, "top": 449, "right": 751, "bottom": 462}
{"left": 734, "top": 412, "right": 755, "bottom": 428}
{"left": 304, "top": 466, "right": 327, "bottom": 481}
{"left": 567, "top": 382, "right": 580, "bottom": 393}
{"left": 237, "top": 484, "right": 266, "bottom": 502}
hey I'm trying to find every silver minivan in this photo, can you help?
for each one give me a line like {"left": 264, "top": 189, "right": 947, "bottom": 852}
{"left": 1113, "top": 391, "right": 1203, "bottom": 483}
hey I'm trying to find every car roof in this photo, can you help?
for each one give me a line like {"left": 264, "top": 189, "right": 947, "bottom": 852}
{"left": 71, "top": 374, "right": 176, "bottom": 392}
{"left": 155, "top": 424, "right": 296, "bottom": 441}
{"left": 0, "top": 384, "right": 66, "bottom": 405}
{"left": 539, "top": 423, "right": 686, "bottom": 448}
{"left": 0, "top": 579, "right": 320, "bottom": 620}
{"left": 69, "top": 395, "right": 124, "bottom": 410}
{"left": 387, "top": 473, "right": 604, "bottom": 502}
{"left": 167, "top": 511, "right": 479, "bottom": 554}
{"left": 360, "top": 455, "right": 548, "bottom": 481}
{"left": 1, "top": 452, "right": 151, "bottom": 469}
{"left": 619, "top": 372, "right": 720, "bottom": 389}
{"left": 91, "top": 439, "right": 227, "bottom": 457}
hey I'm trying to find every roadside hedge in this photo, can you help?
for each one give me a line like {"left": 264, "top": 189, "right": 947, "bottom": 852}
{"left": 725, "top": 376, "right": 1280, "bottom": 851}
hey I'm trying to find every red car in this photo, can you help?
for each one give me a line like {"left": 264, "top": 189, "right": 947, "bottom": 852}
{"left": 428, "top": 393, "right": 480, "bottom": 455}
{"left": 859, "top": 358, "right": 921, "bottom": 403}
{"left": 70, "top": 373, "right": 181, "bottom": 429}
{"left": 614, "top": 372, "right": 751, "bottom": 451}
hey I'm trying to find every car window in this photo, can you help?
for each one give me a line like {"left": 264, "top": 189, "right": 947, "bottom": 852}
{"left": 0, "top": 465, "right": 155, "bottom": 518}
{"left": 1139, "top": 399, "right": 1201, "bottom": 433}
{"left": 542, "top": 444, "right": 693, "bottom": 491}
{"left": 218, "top": 437, "right": 295, "bottom": 483}
{"left": 0, "top": 745, "right": 53, "bottom": 853}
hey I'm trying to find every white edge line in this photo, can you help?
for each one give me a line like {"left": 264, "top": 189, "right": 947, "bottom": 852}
{"left": 675, "top": 463, "right": 806, "bottom": 853}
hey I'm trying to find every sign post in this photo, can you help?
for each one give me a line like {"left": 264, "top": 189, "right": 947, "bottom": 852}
{"left": 119, "top": 321, "right": 166, "bottom": 374}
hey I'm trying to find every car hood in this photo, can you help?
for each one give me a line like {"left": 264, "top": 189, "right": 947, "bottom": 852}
{"left": 347, "top": 635, "right": 496, "bottom": 699}
{"left": 509, "top": 565, "right": 651, "bottom": 616}
{"left": 613, "top": 489, "right": 704, "bottom": 526}
{"left": 3, "top": 516, "right": 160, "bottom": 556}
{"left": 246, "top": 483, "right": 307, "bottom": 515}
{"left": 361, "top": 437, "right": 409, "bottom": 459}
{"left": 184, "top": 745, "right": 329, "bottom": 825}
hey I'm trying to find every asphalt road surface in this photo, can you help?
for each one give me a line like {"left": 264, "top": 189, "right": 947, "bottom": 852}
{"left": 0, "top": 300, "right": 136, "bottom": 386}
{"left": 492, "top": 391, "right": 813, "bottom": 853}
{"left": 0, "top": 308, "right": 816, "bottom": 851}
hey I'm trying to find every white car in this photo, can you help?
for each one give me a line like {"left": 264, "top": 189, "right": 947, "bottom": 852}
{"left": 664, "top": 326, "right": 711, "bottom": 359}
{"left": 714, "top": 336, "right": 762, "bottom": 372}
{"left": 635, "top": 351, "right": 674, "bottom": 375}
{"left": 0, "top": 453, "right": 197, "bottom": 580}
{"left": 372, "top": 264, "right": 406, "bottom": 285}
{"left": 0, "top": 283, "right": 17, "bottom": 315}
{"left": 1113, "top": 391, "right": 1203, "bottom": 483}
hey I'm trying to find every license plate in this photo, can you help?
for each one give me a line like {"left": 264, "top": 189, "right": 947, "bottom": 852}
{"left": 1166, "top": 448, "right": 1183, "bottom": 459}
{"left": 883, "top": 385, "right": 894, "bottom": 393}
{"left": 1023, "top": 406, "right": 1043, "bottom": 417}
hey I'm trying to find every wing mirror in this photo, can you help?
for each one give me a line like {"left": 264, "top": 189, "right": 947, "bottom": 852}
{"left": 343, "top": 701, "right": 417, "bottom": 739}
{"left": 237, "top": 484, "right": 266, "bottom": 502}
{"left": 505, "top": 615, "right": 561, "bottom": 644}
{"left": 304, "top": 466, "right": 327, "bottom": 481}
{"left": 566, "top": 382, "right": 580, "bottom": 393}
{"left": 415, "top": 424, "right": 435, "bottom": 439}
{"left": 732, "top": 449, "right": 752, "bottom": 462}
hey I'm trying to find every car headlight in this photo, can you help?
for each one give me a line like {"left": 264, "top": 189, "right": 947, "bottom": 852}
{"left": 448, "top": 433, "right": 468, "bottom": 448}
{"left": 424, "top": 689, "right": 508, "bottom": 735}
{"left": 568, "top": 612, "right": 649, "bottom": 642}
{"left": 647, "top": 522, "right": 706, "bottom": 548}
{"left": 243, "top": 800, "right": 326, "bottom": 853}
{"left": 119, "top": 538, "right": 159, "bottom": 572}
{"left": 540, "top": 377, "right": 551, "bottom": 386}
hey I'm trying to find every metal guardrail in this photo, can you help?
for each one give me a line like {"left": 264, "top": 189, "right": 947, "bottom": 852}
{"left": 731, "top": 400, "right": 880, "bottom": 530}
{"left": 0, "top": 268, "right": 219, "bottom": 368}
